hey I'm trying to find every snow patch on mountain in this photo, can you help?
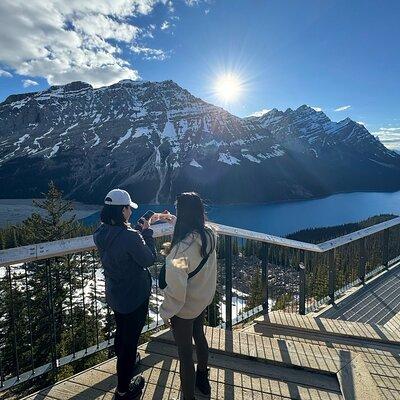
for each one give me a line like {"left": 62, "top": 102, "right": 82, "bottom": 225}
{"left": 257, "top": 145, "right": 285, "bottom": 159}
{"left": 242, "top": 153, "right": 261, "bottom": 163}
{"left": 60, "top": 123, "right": 78, "bottom": 137}
{"left": 190, "top": 159, "right": 203, "bottom": 168}
{"left": 161, "top": 121, "right": 177, "bottom": 140}
{"left": 46, "top": 142, "right": 61, "bottom": 158}
{"left": 113, "top": 128, "right": 133, "bottom": 150}
{"left": 218, "top": 153, "right": 240, "bottom": 165}
{"left": 134, "top": 126, "right": 151, "bottom": 138}
{"left": 15, "top": 134, "right": 30, "bottom": 145}
{"left": 33, "top": 128, "right": 53, "bottom": 149}
{"left": 91, "top": 134, "right": 100, "bottom": 148}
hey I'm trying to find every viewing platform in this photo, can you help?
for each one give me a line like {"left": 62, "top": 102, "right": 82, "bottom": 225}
{"left": 1, "top": 218, "right": 400, "bottom": 399}
{"left": 24, "top": 305, "right": 400, "bottom": 399}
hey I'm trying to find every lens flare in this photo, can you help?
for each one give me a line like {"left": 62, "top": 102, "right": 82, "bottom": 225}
{"left": 214, "top": 73, "right": 242, "bottom": 102}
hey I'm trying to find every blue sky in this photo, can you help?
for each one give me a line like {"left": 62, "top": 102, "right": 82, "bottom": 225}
{"left": 0, "top": 0, "right": 399, "bottom": 149}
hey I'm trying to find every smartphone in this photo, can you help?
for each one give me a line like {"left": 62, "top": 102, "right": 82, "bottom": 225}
{"left": 137, "top": 210, "right": 155, "bottom": 225}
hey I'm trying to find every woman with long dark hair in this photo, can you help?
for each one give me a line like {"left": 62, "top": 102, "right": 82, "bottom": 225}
{"left": 93, "top": 189, "right": 157, "bottom": 400}
{"left": 160, "top": 192, "right": 217, "bottom": 400}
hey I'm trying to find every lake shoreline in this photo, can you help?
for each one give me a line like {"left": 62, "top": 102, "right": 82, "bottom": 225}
{"left": 1, "top": 190, "right": 399, "bottom": 235}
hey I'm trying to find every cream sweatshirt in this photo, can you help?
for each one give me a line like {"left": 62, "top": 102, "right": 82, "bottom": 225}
{"left": 159, "top": 228, "right": 217, "bottom": 322}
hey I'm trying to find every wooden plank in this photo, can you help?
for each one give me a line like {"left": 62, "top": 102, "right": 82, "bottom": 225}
{"left": 74, "top": 343, "right": 342, "bottom": 400}
{"left": 254, "top": 312, "right": 400, "bottom": 345}
{"left": 0, "top": 224, "right": 173, "bottom": 267}
{"left": 30, "top": 380, "right": 114, "bottom": 400}
{"left": 211, "top": 223, "right": 321, "bottom": 252}
{"left": 3, "top": 216, "right": 400, "bottom": 267}
{"left": 384, "top": 312, "right": 400, "bottom": 334}
{"left": 246, "top": 323, "right": 399, "bottom": 357}
{"left": 337, "top": 354, "right": 384, "bottom": 400}
{"left": 151, "top": 326, "right": 347, "bottom": 374}
{"left": 144, "top": 341, "right": 342, "bottom": 395}
{"left": 318, "top": 217, "right": 400, "bottom": 252}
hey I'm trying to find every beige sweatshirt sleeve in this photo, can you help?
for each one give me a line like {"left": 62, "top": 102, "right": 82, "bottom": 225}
{"left": 159, "top": 247, "right": 189, "bottom": 323}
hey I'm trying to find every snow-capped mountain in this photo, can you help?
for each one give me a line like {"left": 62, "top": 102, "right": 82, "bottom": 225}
{"left": 0, "top": 80, "right": 399, "bottom": 204}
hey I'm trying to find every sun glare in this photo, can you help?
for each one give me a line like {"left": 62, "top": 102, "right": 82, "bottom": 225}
{"left": 214, "top": 73, "right": 242, "bottom": 102}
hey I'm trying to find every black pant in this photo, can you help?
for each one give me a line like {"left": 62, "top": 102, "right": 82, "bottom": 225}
{"left": 171, "top": 311, "right": 209, "bottom": 400}
{"left": 114, "top": 298, "right": 149, "bottom": 392}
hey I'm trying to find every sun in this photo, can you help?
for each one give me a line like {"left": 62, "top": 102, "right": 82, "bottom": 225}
{"left": 214, "top": 73, "right": 242, "bottom": 102}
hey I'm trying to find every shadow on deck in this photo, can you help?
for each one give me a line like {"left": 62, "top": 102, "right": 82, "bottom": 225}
{"left": 23, "top": 313, "right": 400, "bottom": 400}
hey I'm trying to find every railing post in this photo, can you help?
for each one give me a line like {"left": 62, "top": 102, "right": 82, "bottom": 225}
{"left": 299, "top": 251, "right": 306, "bottom": 315}
{"left": 225, "top": 235, "right": 233, "bottom": 330}
{"left": 261, "top": 243, "right": 269, "bottom": 313}
{"left": 45, "top": 259, "right": 58, "bottom": 377}
{"left": 382, "top": 229, "right": 390, "bottom": 269}
{"left": 358, "top": 238, "right": 366, "bottom": 285}
{"left": 328, "top": 250, "right": 336, "bottom": 304}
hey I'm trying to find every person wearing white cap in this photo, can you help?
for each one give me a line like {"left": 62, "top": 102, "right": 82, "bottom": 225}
{"left": 93, "top": 188, "right": 154, "bottom": 399}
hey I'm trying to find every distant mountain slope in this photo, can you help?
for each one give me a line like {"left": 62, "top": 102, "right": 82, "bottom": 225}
{"left": 0, "top": 80, "right": 399, "bottom": 204}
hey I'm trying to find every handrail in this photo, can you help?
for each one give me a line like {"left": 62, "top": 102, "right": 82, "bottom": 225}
{"left": 0, "top": 217, "right": 399, "bottom": 267}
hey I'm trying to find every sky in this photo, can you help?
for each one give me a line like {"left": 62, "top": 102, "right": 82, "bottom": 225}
{"left": 0, "top": 0, "right": 399, "bottom": 150}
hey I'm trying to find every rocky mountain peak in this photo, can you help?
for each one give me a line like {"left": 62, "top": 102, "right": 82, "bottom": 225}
{"left": 49, "top": 81, "right": 93, "bottom": 92}
{"left": 0, "top": 79, "right": 399, "bottom": 204}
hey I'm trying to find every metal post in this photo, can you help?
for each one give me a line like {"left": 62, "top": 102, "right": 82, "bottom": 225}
{"left": 382, "top": 229, "right": 390, "bottom": 269}
{"left": 224, "top": 235, "right": 233, "bottom": 330}
{"left": 261, "top": 242, "right": 269, "bottom": 313}
{"left": 328, "top": 250, "right": 336, "bottom": 304}
{"left": 299, "top": 251, "right": 306, "bottom": 315}
{"left": 7, "top": 266, "right": 20, "bottom": 382}
{"left": 358, "top": 238, "right": 366, "bottom": 285}
{"left": 45, "top": 259, "right": 58, "bottom": 376}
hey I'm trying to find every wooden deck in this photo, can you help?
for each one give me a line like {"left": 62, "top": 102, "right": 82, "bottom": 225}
{"left": 250, "top": 312, "right": 400, "bottom": 400}
{"left": 320, "top": 264, "right": 400, "bottom": 325}
{"left": 22, "top": 313, "right": 400, "bottom": 400}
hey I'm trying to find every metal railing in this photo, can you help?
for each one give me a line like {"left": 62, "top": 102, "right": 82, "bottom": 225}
{"left": 1, "top": 217, "right": 400, "bottom": 391}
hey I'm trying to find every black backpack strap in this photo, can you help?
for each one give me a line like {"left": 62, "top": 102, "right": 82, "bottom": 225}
{"left": 188, "top": 251, "right": 211, "bottom": 280}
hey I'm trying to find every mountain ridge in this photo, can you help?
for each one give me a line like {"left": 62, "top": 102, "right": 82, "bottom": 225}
{"left": 0, "top": 79, "right": 399, "bottom": 204}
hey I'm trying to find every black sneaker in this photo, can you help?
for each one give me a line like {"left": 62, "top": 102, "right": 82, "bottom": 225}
{"left": 195, "top": 368, "right": 211, "bottom": 396}
{"left": 115, "top": 375, "right": 145, "bottom": 399}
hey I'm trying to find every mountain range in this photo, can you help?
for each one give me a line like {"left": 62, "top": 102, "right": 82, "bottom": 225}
{"left": 0, "top": 79, "right": 399, "bottom": 204}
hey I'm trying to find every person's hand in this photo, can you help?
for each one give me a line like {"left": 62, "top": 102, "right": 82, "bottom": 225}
{"left": 163, "top": 319, "right": 171, "bottom": 328}
{"left": 138, "top": 218, "right": 150, "bottom": 231}
{"left": 158, "top": 210, "right": 176, "bottom": 224}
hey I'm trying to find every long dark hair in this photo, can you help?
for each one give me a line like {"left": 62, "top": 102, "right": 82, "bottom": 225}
{"left": 100, "top": 203, "right": 128, "bottom": 227}
{"left": 170, "top": 192, "right": 215, "bottom": 257}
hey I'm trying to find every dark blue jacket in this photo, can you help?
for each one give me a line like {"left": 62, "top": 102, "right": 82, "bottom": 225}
{"left": 93, "top": 224, "right": 156, "bottom": 314}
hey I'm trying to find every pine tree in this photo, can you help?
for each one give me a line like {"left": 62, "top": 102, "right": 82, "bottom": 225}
{"left": 206, "top": 290, "right": 222, "bottom": 327}
{"left": 20, "top": 181, "right": 76, "bottom": 243}
{"left": 0, "top": 182, "right": 97, "bottom": 394}
{"left": 245, "top": 268, "right": 263, "bottom": 311}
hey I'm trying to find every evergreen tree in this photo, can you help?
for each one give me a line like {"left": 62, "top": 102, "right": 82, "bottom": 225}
{"left": 245, "top": 268, "right": 263, "bottom": 311}
{"left": 20, "top": 182, "right": 76, "bottom": 243}
{"left": 0, "top": 182, "right": 98, "bottom": 395}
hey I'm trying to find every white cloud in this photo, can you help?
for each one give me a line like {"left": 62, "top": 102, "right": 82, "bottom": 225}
{"left": 334, "top": 105, "right": 351, "bottom": 112}
{"left": 161, "top": 20, "right": 171, "bottom": 30}
{"left": 311, "top": 106, "right": 322, "bottom": 112}
{"left": 131, "top": 45, "right": 169, "bottom": 60}
{"left": 372, "top": 127, "right": 400, "bottom": 150}
{"left": 0, "top": 0, "right": 180, "bottom": 88}
{"left": 23, "top": 79, "right": 39, "bottom": 87}
{"left": 249, "top": 108, "right": 272, "bottom": 117}
{"left": 356, "top": 121, "right": 366, "bottom": 126}
{"left": 0, "top": 68, "right": 12, "bottom": 77}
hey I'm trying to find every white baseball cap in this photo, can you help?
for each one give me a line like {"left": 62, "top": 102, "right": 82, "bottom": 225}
{"left": 104, "top": 189, "right": 138, "bottom": 209}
